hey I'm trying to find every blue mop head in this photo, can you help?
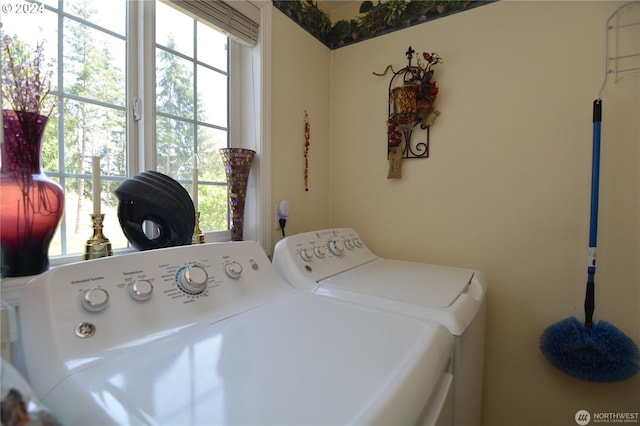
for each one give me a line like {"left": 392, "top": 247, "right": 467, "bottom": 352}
{"left": 540, "top": 317, "right": 640, "bottom": 382}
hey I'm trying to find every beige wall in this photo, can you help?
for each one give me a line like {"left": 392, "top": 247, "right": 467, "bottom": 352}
{"left": 272, "top": 2, "right": 640, "bottom": 425}
{"left": 270, "top": 9, "right": 332, "bottom": 243}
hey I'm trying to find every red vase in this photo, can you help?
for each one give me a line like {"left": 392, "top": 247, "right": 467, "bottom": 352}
{"left": 1, "top": 110, "right": 64, "bottom": 277}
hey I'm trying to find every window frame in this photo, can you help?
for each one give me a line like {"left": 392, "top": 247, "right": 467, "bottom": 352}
{"left": 46, "top": 0, "right": 272, "bottom": 265}
{"left": 133, "top": 0, "right": 233, "bottom": 244}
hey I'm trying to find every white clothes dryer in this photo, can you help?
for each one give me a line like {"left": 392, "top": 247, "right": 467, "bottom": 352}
{"left": 273, "top": 228, "right": 487, "bottom": 426}
{"left": 16, "top": 241, "right": 454, "bottom": 426}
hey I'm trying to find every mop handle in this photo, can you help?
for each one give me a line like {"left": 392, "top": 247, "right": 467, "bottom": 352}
{"left": 585, "top": 99, "right": 602, "bottom": 328}
{"left": 590, "top": 99, "right": 602, "bottom": 253}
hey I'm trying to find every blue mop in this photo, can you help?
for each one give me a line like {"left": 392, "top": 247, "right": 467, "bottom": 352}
{"left": 539, "top": 99, "right": 640, "bottom": 382}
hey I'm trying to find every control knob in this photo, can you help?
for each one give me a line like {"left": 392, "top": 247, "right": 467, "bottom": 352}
{"left": 299, "top": 248, "right": 313, "bottom": 262}
{"left": 327, "top": 239, "right": 344, "bottom": 256}
{"left": 81, "top": 287, "right": 109, "bottom": 312}
{"left": 224, "top": 261, "right": 243, "bottom": 279}
{"left": 344, "top": 239, "right": 355, "bottom": 250}
{"left": 313, "top": 246, "right": 326, "bottom": 258}
{"left": 129, "top": 279, "right": 154, "bottom": 302}
{"left": 177, "top": 265, "right": 209, "bottom": 294}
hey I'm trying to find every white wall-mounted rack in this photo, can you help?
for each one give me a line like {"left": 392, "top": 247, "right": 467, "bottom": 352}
{"left": 605, "top": 1, "right": 640, "bottom": 83}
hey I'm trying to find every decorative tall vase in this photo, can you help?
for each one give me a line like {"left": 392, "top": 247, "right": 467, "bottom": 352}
{"left": 219, "top": 148, "right": 255, "bottom": 241}
{"left": 1, "top": 110, "right": 64, "bottom": 277}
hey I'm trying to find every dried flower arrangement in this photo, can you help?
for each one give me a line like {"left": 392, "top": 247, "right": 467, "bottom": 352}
{"left": 375, "top": 47, "right": 443, "bottom": 178}
{"left": 1, "top": 35, "right": 56, "bottom": 118}
{"left": 1, "top": 34, "right": 57, "bottom": 178}
{"left": 1, "top": 35, "right": 64, "bottom": 277}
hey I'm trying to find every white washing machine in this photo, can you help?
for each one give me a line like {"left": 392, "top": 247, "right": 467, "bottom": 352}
{"left": 273, "top": 228, "right": 487, "bottom": 426}
{"left": 15, "top": 241, "right": 455, "bottom": 425}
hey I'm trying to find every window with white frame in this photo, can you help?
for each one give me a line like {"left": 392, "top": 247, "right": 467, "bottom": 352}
{"left": 1, "top": 0, "right": 263, "bottom": 259}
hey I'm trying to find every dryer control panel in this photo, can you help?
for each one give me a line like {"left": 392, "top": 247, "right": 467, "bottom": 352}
{"left": 273, "top": 228, "right": 379, "bottom": 288}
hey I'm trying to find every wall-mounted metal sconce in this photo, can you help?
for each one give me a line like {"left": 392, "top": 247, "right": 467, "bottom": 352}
{"left": 375, "top": 46, "right": 443, "bottom": 178}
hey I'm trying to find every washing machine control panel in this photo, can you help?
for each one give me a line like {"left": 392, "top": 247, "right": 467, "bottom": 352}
{"left": 273, "top": 228, "right": 379, "bottom": 287}
{"left": 19, "top": 241, "right": 296, "bottom": 382}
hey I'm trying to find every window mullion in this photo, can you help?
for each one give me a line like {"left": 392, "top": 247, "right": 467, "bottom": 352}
{"left": 229, "top": 41, "right": 240, "bottom": 149}
{"left": 193, "top": 18, "right": 199, "bottom": 159}
{"left": 135, "top": 0, "right": 157, "bottom": 173}
{"left": 57, "top": 2, "right": 67, "bottom": 255}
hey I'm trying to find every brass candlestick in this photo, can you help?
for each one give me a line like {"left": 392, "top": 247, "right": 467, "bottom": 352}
{"left": 192, "top": 211, "right": 204, "bottom": 244}
{"left": 83, "top": 214, "right": 113, "bottom": 260}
